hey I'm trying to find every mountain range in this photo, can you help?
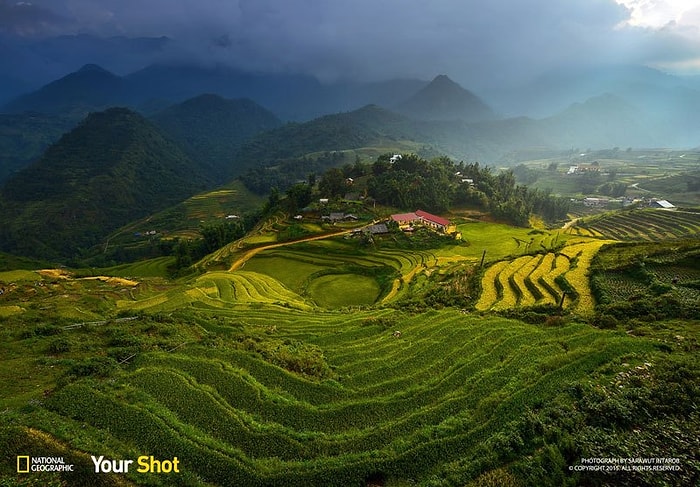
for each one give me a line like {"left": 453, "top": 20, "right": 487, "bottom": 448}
{"left": 3, "top": 61, "right": 699, "bottom": 147}
{"left": 1, "top": 60, "right": 700, "bottom": 261}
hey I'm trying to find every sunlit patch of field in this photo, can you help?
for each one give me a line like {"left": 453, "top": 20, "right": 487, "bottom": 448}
{"left": 117, "top": 271, "right": 313, "bottom": 312}
{"left": 307, "top": 274, "right": 381, "bottom": 307}
{"left": 243, "top": 255, "right": 325, "bottom": 292}
{"left": 0, "top": 270, "right": 41, "bottom": 282}
{"left": 475, "top": 238, "right": 614, "bottom": 314}
{"left": 455, "top": 222, "right": 569, "bottom": 261}
{"left": 0, "top": 305, "right": 24, "bottom": 317}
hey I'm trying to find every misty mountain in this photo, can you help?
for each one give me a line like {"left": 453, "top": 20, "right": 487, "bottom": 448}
{"left": 0, "top": 33, "right": 170, "bottom": 97}
{"left": 6, "top": 62, "right": 422, "bottom": 122}
{"left": 3, "top": 64, "right": 135, "bottom": 118}
{"left": 316, "top": 78, "right": 429, "bottom": 114}
{"left": 396, "top": 75, "right": 496, "bottom": 122}
{"left": 236, "top": 104, "right": 425, "bottom": 165}
{"left": 151, "top": 94, "right": 283, "bottom": 183}
{"left": 497, "top": 65, "right": 700, "bottom": 147}
{"left": 500, "top": 65, "right": 688, "bottom": 117}
{"left": 125, "top": 64, "right": 325, "bottom": 120}
{"left": 0, "top": 107, "right": 209, "bottom": 260}
{"left": 540, "top": 93, "right": 658, "bottom": 149}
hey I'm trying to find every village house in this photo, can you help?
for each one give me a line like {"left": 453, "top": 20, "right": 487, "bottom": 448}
{"left": 649, "top": 199, "right": 676, "bottom": 209}
{"left": 390, "top": 210, "right": 455, "bottom": 234}
{"left": 416, "top": 210, "right": 454, "bottom": 233}
{"left": 583, "top": 197, "right": 609, "bottom": 207}
{"left": 366, "top": 223, "right": 389, "bottom": 234}
{"left": 567, "top": 163, "right": 600, "bottom": 175}
{"left": 328, "top": 212, "right": 359, "bottom": 222}
{"left": 391, "top": 212, "right": 419, "bottom": 229}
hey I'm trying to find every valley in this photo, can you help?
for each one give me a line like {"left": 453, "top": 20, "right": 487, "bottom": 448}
{"left": 1, "top": 172, "right": 698, "bottom": 485}
{"left": 0, "top": 65, "right": 699, "bottom": 487}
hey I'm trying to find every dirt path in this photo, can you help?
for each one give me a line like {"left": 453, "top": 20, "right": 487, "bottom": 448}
{"left": 228, "top": 229, "right": 354, "bottom": 271}
{"left": 381, "top": 265, "right": 423, "bottom": 303}
{"left": 562, "top": 215, "right": 583, "bottom": 230}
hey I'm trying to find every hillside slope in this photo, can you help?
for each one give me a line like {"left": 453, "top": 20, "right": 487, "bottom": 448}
{"left": 0, "top": 113, "right": 75, "bottom": 184}
{"left": 397, "top": 74, "right": 496, "bottom": 122}
{"left": 0, "top": 107, "right": 208, "bottom": 260}
{"left": 2, "top": 64, "right": 135, "bottom": 119}
{"left": 151, "top": 94, "right": 282, "bottom": 183}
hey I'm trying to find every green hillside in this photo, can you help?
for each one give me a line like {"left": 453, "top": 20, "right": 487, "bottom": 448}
{"left": 151, "top": 94, "right": 282, "bottom": 183}
{"left": 0, "top": 107, "right": 210, "bottom": 260}
{"left": 0, "top": 285, "right": 695, "bottom": 486}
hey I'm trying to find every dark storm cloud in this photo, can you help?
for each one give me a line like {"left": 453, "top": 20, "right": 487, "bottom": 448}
{"left": 0, "top": 0, "right": 74, "bottom": 36}
{"left": 3, "top": 0, "right": 699, "bottom": 86}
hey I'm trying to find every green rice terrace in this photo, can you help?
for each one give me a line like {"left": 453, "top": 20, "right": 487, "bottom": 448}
{"left": 1, "top": 213, "right": 699, "bottom": 486}
{"left": 565, "top": 208, "right": 700, "bottom": 241}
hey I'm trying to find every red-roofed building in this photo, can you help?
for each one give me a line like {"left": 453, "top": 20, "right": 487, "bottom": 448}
{"left": 390, "top": 210, "right": 454, "bottom": 233}
{"left": 391, "top": 212, "right": 419, "bottom": 227}
{"left": 415, "top": 210, "right": 450, "bottom": 231}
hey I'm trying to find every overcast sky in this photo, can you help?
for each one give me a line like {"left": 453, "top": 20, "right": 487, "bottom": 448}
{"left": 1, "top": 0, "right": 699, "bottom": 89}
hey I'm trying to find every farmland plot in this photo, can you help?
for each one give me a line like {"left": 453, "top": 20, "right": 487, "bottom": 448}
{"left": 25, "top": 308, "right": 656, "bottom": 486}
{"left": 476, "top": 240, "right": 614, "bottom": 314}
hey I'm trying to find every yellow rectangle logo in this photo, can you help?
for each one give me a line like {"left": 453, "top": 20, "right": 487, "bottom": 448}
{"left": 17, "top": 456, "right": 30, "bottom": 473}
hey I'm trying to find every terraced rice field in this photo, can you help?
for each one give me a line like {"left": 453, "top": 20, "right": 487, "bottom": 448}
{"left": 38, "top": 307, "right": 655, "bottom": 486}
{"left": 102, "top": 256, "right": 174, "bottom": 278}
{"left": 476, "top": 241, "right": 614, "bottom": 315}
{"left": 567, "top": 209, "right": 700, "bottom": 241}
{"left": 117, "top": 271, "right": 313, "bottom": 312}
{"left": 595, "top": 262, "right": 700, "bottom": 306}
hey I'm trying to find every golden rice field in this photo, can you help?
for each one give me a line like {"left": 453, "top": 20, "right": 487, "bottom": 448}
{"left": 476, "top": 240, "right": 616, "bottom": 314}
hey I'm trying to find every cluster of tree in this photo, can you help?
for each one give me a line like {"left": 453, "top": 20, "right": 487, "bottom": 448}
{"left": 598, "top": 181, "right": 627, "bottom": 197}
{"left": 172, "top": 217, "right": 256, "bottom": 271}
{"left": 361, "top": 154, "right": 569, "bottom": 225}
{"left": 240, "top": 151, "right": 346, "bottom": 195}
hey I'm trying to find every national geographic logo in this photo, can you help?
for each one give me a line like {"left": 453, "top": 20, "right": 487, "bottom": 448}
{"left": 17, "top": 456, "right": 75, "bottom": 473}
{"left": 16, "top": 454, "right": 179, "bottom": 475}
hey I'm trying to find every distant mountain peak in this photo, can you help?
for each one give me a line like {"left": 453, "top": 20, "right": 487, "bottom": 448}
{"left": 396, "top": 74, "right": 496, "bottom": 122}
{"left": 431, "top": 74, "right": 456, "bottom": 85}
{"left": 77, "top": 63, "right": 112, "bottom": 74}
{"left": 3, "top": 63, "right": 129, "bottom": 116}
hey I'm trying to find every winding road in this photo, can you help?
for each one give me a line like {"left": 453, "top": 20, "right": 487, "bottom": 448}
{"left": 227, "top": 228, "right": 355, "bottom": 271}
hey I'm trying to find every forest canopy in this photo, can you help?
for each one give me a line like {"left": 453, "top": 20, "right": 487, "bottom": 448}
{"left": 249, "top": 153, "right": 570, "bottom": 226}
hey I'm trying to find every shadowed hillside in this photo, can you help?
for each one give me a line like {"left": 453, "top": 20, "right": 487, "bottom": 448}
{"left": 396, "top": 74, "right": 496, "bottom": 122}
{"left": 0, "top": 107, "right": 209, "bottom": 260}
{"left": 2, "top": 64, "right": 135, "bottom": 119}
{"left": 151, "top": 94, "right": 282, "bottom": 183}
